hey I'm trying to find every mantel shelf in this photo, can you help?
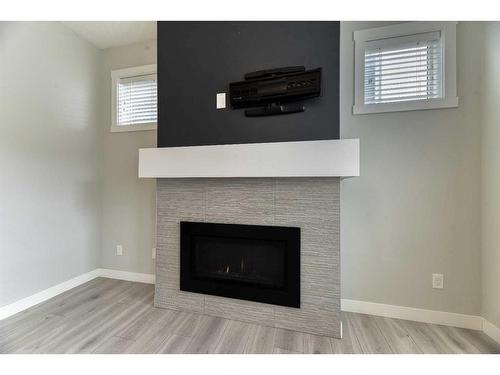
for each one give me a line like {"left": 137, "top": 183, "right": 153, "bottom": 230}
{"left": 138, "top": 139, "right": 360, "bottom": 179}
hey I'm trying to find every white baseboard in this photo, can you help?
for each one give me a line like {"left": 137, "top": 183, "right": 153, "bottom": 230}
{"left": 341, "top": 298, "right": 483, "bottom": 330}
{"left": 482, "top": 318, "right": 500, "bottom": 345}
{"left": 97, "top": 268, "right": 155, "bottom": 284}
{"left": 0, "top": 269, "right": 101, "bottom": 321}
{"left": 0, "top": 268, "right": 155, "bottom": 321}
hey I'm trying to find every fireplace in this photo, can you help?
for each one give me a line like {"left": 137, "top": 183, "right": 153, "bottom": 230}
{"left": 180, "top": 221, "right": 300, "bottom": 308}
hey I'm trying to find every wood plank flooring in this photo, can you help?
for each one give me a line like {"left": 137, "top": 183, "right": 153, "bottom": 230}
{"left": 0, "top": 278, "right": 498, "bottom": 354}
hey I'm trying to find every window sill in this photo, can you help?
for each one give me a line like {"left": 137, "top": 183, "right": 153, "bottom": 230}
{"left": 353, "top": 97, "right": 459, "bottom": 115}
{"left": 110, "top": 122, "right": 157, "bottom": 133}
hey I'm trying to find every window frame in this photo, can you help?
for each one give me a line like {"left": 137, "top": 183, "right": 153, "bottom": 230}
{"left": 111, "top": 64, "right": 157, "bottom": 132}
{"left": 353, "top": 22, "right": 458, "bottom": 115}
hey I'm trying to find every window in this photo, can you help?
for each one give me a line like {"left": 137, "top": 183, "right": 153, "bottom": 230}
{"left": 111, "top": 64, "right": 157, "bottom": 132}
{"left": 353, "top": 22, "right": 458, "bottom": 115}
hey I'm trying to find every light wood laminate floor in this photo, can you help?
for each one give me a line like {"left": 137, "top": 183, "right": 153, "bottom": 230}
{"left": 0, "top": 278, "right": 498, "bottom": 354}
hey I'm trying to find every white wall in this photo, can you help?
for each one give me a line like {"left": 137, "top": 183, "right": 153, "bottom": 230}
{"left": 0, "top": 22, "right": 104, "bottom": 307}
{"left": 100, "top": 40, "right": 157, "bottom": 274}
{"left": 481, "top": 22, "right": 500, "bottom": 328}
{"left": 340, "top": 22, "right": 483, "bottom": 315}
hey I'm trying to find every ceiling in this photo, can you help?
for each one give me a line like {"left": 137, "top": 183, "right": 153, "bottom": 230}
{"left": 62, "top": 21, "right": 157, "bottom": 50}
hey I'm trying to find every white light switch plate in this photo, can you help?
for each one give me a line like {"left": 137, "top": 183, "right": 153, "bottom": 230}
{"left": 216, "top": 93, "right": 226, "bottom": 109}
{"left": 152, "top": 247, "right": 156, "bottom": 260}
{"left": 116, "top": 245, "right": 123, "bottom": 256}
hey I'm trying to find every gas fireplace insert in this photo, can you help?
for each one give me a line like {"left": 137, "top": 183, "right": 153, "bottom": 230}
{"left": 180, "top": 221, "right": 300, "bottom": 308}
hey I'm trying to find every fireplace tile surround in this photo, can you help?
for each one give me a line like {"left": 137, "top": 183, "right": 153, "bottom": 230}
{"left": 155, "top": 177, "right": 341, "bottom": 338}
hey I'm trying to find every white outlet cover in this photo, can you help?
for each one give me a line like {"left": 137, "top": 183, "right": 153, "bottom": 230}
{"left": 432, "top": 273, "right": 444, "bottom": 289}
{"left": 116, "top": 245, "right": 123, "bottom": 256}
{"left": 216, "top": 93, "right": 226, "bottom": 109}
{"left": 152, "top": 247, "right": 156, "bottom": 260}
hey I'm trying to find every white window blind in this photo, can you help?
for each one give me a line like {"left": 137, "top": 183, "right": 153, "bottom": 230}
{"left": 117, "top": 73, "right": 157, "bottom": 126}
{"left": 364, "top": 31, "right": 442, "bottom": 105}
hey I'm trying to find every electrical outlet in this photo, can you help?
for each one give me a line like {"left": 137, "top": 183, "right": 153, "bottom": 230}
{"left": 152, "top": 247, "right": 156, "bottom": 260}
{"left": 116, "top": 245, "right": 123, "bottom": 256}
{"left": 432, "top": 273, "right": 444, "bottom": 289}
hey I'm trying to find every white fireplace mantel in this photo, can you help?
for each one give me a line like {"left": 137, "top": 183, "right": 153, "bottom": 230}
{"left": 138, "top": 139, "right": 359, "bottom": 178}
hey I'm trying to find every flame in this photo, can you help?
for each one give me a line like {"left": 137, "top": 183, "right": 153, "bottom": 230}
{"left": 224, "top": 265, "right": 230, "bottom": 273}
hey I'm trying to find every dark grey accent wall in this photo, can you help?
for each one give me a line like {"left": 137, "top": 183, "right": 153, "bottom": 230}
{"left": 157, "top": 21, "right": 340, "bottom": 147}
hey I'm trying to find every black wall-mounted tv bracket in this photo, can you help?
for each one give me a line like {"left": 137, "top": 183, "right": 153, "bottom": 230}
{"left": 244, "top": 66, "right": 306, "bottom": 117}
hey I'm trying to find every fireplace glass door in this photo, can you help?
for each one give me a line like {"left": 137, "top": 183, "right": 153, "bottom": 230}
{"left": 180, "top": 221, "right": 300, "bottom": 308}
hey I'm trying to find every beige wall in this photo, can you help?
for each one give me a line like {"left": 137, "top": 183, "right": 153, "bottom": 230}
{"left": 0, "top": 22, "right": 104, "bottom": 306}
{"left": 481, "top": 22, "right": 500, "bottom": 327}
{"left": 100, "top": 40, "right": 157, "bottom": 274}
{"left": 340, "top": 22, "right": 483, "bottom": 315}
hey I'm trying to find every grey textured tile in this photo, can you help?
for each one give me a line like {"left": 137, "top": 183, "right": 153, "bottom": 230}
{"left": 156, "top": 240, "right": 179, "bottom": 267}
{"left": 273, "top": 178, "right": 341, "bottom": 337}
{"left": 156, "top": 178, "right": 205, "bottom": 222}
{"left": 155, "top": 180, "right": 205, "bottom": 309}
{"left": 204, "top": 295, "right": 275, "bottom": 326}
{"left": 301, "top": 263, "right": 340, "bottom": 300}
{"left": 154, "top": 287, "right": 205, "bottom": 314}
{"left": 155, "top": 177, "right": 341, "bottom": 338}
{"left": 205, "top": 178, "right": 275, "bottom": 225}
{"left": 158, "top": 262, "right": 180, "bottom": 290}
{"left": 299, "top": 227, "right": 340, "bottom": 261}
{"left": 274, "top": 178, "right": 339, "bottom": 223}
{"left": 275, "top": 305, "right": 341, "bottom": 337}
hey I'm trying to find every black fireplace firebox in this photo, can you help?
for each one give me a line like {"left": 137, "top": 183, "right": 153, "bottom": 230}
{"left": 180, "top": 222, "right": 300, "bottom": 308}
